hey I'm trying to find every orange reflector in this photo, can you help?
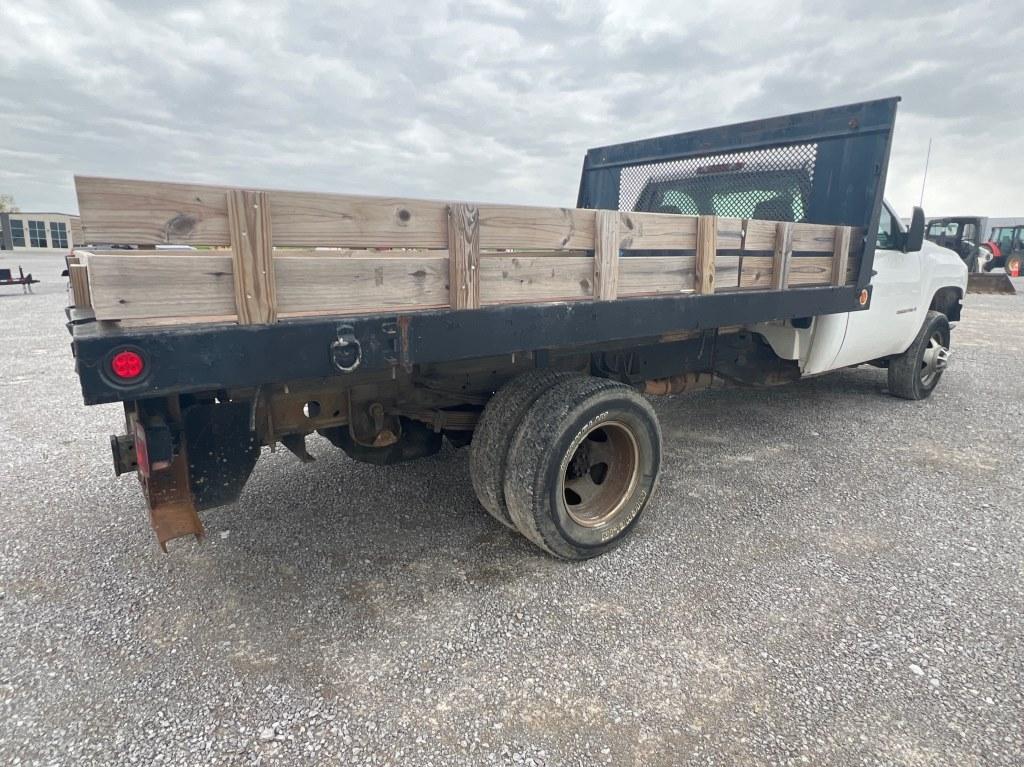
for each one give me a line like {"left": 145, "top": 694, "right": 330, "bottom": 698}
{"left": 858, "top": 289, "right": 869, "bottom": 306}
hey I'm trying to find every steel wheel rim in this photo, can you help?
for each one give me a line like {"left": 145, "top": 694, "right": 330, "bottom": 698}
{"left": 559, "top": 420, "right": 641, "bottom": 529}
{"left": 920, "top": 331, "right": 949, "bottom": 388}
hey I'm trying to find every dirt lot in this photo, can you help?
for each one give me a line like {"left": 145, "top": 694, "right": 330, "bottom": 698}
{"left": 2, "top": 255, "right": 1022, "bottom": 766}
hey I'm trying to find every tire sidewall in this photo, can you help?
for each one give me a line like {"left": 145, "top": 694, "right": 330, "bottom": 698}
{"left": 534, "top": 395, "right": 660, "bottom": 554}
{"left": 915, "top": 314, "right": 951, "bottom": 396}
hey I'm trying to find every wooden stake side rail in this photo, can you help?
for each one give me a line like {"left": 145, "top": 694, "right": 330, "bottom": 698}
{"left": 73, "top": 176, "right": 859, "bottom": 325}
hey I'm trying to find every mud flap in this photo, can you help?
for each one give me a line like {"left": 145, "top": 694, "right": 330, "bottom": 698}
{"left": 182, "top": 401, "right": 261, "bottom": 511}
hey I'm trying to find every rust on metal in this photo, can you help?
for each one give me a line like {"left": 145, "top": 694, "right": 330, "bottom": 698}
{"left": 137, "top": 397, "right": 204, "bottom": 551}
{"left": 643, "top": 372, "right": 714, "bottom": 396}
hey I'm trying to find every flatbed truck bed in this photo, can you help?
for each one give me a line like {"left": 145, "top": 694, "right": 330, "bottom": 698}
{"left": 66, "top": 99, "right": 913, "bottom": 557}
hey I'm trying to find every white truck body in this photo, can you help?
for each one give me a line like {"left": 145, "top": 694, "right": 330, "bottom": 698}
{"left": 754, "top": 201, "right": 968, "bottom": 375}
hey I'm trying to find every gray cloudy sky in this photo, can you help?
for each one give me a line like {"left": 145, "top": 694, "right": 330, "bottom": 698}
{"left": 2, "top": 0, "right": 1021, "bottom": 217}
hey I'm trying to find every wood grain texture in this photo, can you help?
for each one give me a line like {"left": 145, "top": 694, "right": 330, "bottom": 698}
{"left": 618, "top": 255, "right": 740, "bottom": 297}
{"left": 618, "top": 211, "right": 697, "bottom": 250}
{"left": 227, "top": 190, "right": 277, "bottom": 324}
{"left": 695, "top": 215, "right": 717, "bottom": 294}
{"left": 76, "top": 176, "right": 606, "bottom": 251}
{"left": 787, "top": 256, "right": 833, "bottom": 286}
{"left": 69, "top": 264, "right": 91, "bottom": 308}
{"left": 715, "top": 217, "right": 743, "bottom": 249}
{"left": 477, "top": 205, "right": 595, "bottom": 250}
{"left": 88, "top": 254, "right": 237, "bottom": 320}
{"left": 739, "top": 256, "right": 773, "bottom": 289}
{"left": 448, "top": 204, "right": 480, "bottom": 309}
{"left": 275, "top": 255, "right": 449, "bottom": 314}
{"left": 743, "top": 219, "right": 777, "bottom": 251}
{"left": 832, "top": 226, "right": 851, "bottom": 285}
{"left": 594, "top": 209, "right": 620, "bottom": 300}
{"left": 618, "top": 257, "right": 695, "bottom": 297}
{"left": 772, "top": 223, "right": 794, "bottom": 290}
{"left": 479, "top": 256, "right": 593, "bottom": 304}
{"left": 791, "top": 222, "right": 837, "bottom": 253}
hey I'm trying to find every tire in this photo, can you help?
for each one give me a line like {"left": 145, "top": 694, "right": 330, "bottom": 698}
{"left": 504, "top": 376, "right": 662, "bottom": 560}
{"left": 470, "top": 369, "right": 573, "bottom": 529}
{"left": 887, "top": 310, "right": 951, "bottom": 400}
{"left": 1006, "top": 254, "right": 1022, "bottom": 277}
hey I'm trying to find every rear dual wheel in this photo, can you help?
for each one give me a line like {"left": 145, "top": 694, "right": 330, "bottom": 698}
{"left": 471, "top": 374, "right": 662, "bottom": 560}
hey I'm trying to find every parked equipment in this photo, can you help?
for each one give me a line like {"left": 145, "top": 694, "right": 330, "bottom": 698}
{"left": 63, "top": 98, "right": 967, "bottom": 559}
{"left": 0, "top": 265, "right": 38, "bottom": 292}
{"left": 986, "top": 225, "right": 1023, "bottom": 275}
{"left": 924, "top": 216, "right": 988, "bottom": 272}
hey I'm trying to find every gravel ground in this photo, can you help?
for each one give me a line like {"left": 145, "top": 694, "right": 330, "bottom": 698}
{"left": 2, "top": 256, "right": 1022, "bottom": 766}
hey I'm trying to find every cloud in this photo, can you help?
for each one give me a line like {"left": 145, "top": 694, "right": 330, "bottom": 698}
{"left": 0, "top": 0, "right": 1020, "bottom": 217}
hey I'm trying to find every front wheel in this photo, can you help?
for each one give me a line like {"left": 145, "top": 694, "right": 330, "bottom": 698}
{"left": 887, "top": 310, "right": 951, "bottom": 400}
{"left": 503, "top": 376, "right": 661, "bottom": 560}
{"left": 1006, "top": 253, "right": 1022, "bottom": 277}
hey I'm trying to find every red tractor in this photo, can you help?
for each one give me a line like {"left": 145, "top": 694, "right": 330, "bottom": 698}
{"left": 984, "top": 225, "right": 1023, "bottom": 276}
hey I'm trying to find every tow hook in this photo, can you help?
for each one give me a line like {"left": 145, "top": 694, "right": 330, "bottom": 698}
{"left": 331, "top": 324, "right": 362, "bottom": 372}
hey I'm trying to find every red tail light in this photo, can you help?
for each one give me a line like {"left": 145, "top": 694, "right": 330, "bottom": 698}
{"left": 110, "top": 350, "right": 145, "bottom": 380}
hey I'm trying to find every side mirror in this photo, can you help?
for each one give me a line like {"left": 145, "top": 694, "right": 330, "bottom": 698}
{"left": 904, "top": 206, "right": 925, "bottom": 253}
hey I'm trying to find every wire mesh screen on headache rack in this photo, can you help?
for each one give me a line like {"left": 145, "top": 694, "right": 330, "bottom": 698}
{"left": 617, "top": 143, "right": 819, "bottom": 223}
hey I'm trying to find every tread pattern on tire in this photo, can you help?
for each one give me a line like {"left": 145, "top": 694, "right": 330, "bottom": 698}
{"left": 888, "top": 310, "right": 950, "bottom": 401}
{"left": 469, "top": 369, "right": 576, "bottom": 529}
{"left": 504, "top": 376, "right": 656, "bottom": 559}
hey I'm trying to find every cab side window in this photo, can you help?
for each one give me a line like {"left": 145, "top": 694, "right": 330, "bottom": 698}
{"left": 876, "top": 206, "right": 896, "bottom": 250}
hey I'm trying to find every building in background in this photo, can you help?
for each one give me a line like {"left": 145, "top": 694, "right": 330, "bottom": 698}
{"left": 0, "top": 211, "right": 81, "bottom": 252}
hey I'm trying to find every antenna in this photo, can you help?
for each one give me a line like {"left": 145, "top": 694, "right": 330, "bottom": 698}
{"left": 919, "top": 138, "right": 932, "bottom": 208}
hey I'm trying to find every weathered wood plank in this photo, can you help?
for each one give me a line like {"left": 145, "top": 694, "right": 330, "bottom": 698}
{"left": 227, "top": 190, "right": 277, "bottom": 324}
{"left": 69, "top": 264, "right": 91, "bottom": 308}
{"left": 715, "top": 217, "right": 743, "bottom": 250}
{"left": 787, "top": 256, "right": 833, "bottom": 286}
{"left": 594, "top": 210, "right": 620, "bottom": 300}
{"left": 743, "top": 219, "right": 777, "bottom": 251}
{"left": 448, "top": 204, "right": 480, "bottom": 309}
{"left": 695, "top": 215, "right": 717, "bottom": 294}
{"left": 772, "top": 222, "right": 794, "bottom": 290}
{"left": 88, "top": 254, "right": 237, "bottom": 320}
{"left": 276, "top": 255, "right": 449, "bottom": 315}
{"left": 739, "top": 256, "right": 773, "bottom": 289}
{"left": 618, "top": 211, "right": 697, "bottom": 250}
{"left": 618, "top": 255, "right": 740, "bottom": 297}
{"left": 715, "top": 255, "right": 741, "bottom": 289}
{"left": 740, "top": 254, "right": 860, "bottom": 289}
{"left": 618, "top": 257, "right": 695, "bottom": 296}
{"left": 831, "top": 226, "right": 851, "bottom": 285}
{"left": 479, "top": 256, "right": 593, "bottom": 304}
{"left": 478, "top": 205, "right": 595, "bottom": 250}
{"left": 791, "top": 222, "right": 837, "bottom": 253}
{"left": 76, "top": 176, "right": 600, "bottom": 251}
